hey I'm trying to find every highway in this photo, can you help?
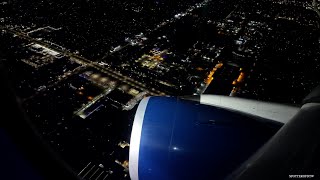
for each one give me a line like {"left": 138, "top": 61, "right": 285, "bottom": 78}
{"left": 74, "top": 87, "right": 114, "bottom": 119}
{"left": 1, "top": 26, "right": 164, "bottom": 96}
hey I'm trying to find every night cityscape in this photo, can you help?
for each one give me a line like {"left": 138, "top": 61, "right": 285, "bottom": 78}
{"left": 1, "top": 0, "right": 320, "bottom": 179}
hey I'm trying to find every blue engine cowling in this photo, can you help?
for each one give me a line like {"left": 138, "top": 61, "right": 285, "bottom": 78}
{"left": 129, "top": 96, "right": 282, "bottom": 180}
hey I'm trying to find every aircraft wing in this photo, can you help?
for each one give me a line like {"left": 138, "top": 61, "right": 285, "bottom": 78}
{"left": 129, "top": 87, "right": 320, "bottom": 180}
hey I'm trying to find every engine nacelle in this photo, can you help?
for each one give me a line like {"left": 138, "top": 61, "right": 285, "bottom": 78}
{"left": 129, "top": 96, "right": 283, "bottom": 180}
